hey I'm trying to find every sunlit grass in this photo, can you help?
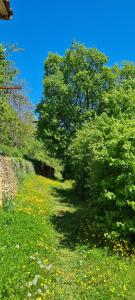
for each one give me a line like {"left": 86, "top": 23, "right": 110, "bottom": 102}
{"left": 0, "top": 175, "right": 135, "bottom": 299}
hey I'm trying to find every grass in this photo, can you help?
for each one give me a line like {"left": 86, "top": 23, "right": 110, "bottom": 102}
{"left": 0, "top": 175, "right": 135, "bottom": 299}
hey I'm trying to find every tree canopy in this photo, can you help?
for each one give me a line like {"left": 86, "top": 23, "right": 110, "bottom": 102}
{"left": 37, "top": 42, "right": 135, "bottom": 166}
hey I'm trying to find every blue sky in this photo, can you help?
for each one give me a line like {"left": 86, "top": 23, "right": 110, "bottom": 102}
{"left": 0, "top": 0, "right": 135, "bottom": 104}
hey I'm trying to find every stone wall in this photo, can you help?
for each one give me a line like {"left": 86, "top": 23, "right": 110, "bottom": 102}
{"left": 0, "top": 155, "right": 59, "bottom": 206}
{"left": 0, "top": 155, "right": 18, "bottom": 206}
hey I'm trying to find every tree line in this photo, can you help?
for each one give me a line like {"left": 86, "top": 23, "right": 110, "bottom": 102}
{"left": 0, "top": 44, "right": 61, "bottom": 177}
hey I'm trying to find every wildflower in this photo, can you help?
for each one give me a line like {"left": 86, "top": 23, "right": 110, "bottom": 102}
{"left": 35, "top": 274, "right": 41, "bottom": 279}
{"left": 38, "top": 289, "right": 42, "bottom": 295}
{"left": 30, "top": 255, "right": 35, "bottom": 260}
{"left": 27, "top": 275, "right": 40, "bottom": 287}
{"left": 123, "top": 285, "right": 127, "bottom": 291}
{"left": 15, "top": 245, "right": 20, "bottom": 249}
{"left": 32, "top": 278, "right": 38, "bottom": 285}
{"left": 110, "top": 287, "right": 115, "bottom": 293}
{"left": 27, "top": 282, "right": 33, "bottom": 288}
{"left": 27, "top": 293, "right": 32, "bottom": 297}
{"left": 32, "top": 274, "right": 41, "bottom": 286}
{"left": 39, "top": 264, "right": 44, "bottom": 269}
{"left": 45, "top": 264, "right": 53, "bottom": 271}
{"left": 37, "top": 260, "right": 42, "bottom": 265}
{"left": 43, "top": 284, "right": 48, "bottom": 290}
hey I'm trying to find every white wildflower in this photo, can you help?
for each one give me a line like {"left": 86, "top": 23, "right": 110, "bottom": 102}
{"left": 15, "top": 245, "right": 20, "bottom": 249}
{"left": 46, "top": 290, "right": 49, "bottom": 294}
{"left": 32, "top": 278, "right": 38, "bottom": 286}
{"left": 32, "top": 274, "right": 41, "bottom": 286}
{"left": 37, "top": 289, "right": 42, "bottom": 295}
{"left": 27, "top": 282, "right": 33, "bottom": 288}
{"left": 30, "top": 256, "right": 35, "bottom": 260}
{"left": 35, "top": 274, "right": 41, "bottom": 279}
{"left": 43, "top": 284, "right": 48, "bottom": 290}
{"left": 39, "top": 264, "right": 44, "bottom": 269}
{"left": 27, "top": 293, "right": 32, "bottom": 298}
{"left": 45, "top": 264, "right": 53, "bottom": 271}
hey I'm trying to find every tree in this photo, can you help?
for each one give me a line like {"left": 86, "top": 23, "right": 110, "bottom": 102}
{"left": 37, "top": 42, "right": 117, "bottom": 162}
{"left": 0, "top": 44, "right": 36, "bottom": 156}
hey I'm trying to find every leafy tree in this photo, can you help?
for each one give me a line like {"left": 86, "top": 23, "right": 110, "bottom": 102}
{"left": 37, "top": 42, "right": 117, "bottom": 162}
{"left": 101, "top": 62, "right": 135, "bottom": 118}
{"left": 0, "top": 44, "right": 36, "bottom": 156}
{"left": 0, "top": 43, "right": 63, "bottom": 180}
{"left": 0, "top": 44, "right": 17, "bottom": 85}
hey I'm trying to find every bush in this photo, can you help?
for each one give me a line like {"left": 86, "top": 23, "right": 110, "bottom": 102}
{"left": 0, "top": 144, "right": 23, "bottom": 158}
{"left": 11, "top": 157, "right": 35, "bottom": 181}
{"left": 25, "top": 139, "right": 63, "bottom": 180}
{"left": 70, "top": 114, "right": 135, "bottom": 244}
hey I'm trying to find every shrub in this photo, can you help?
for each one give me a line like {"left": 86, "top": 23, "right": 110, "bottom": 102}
{"left": 11, "top": 157, "right": 35, "bottom": 181}
{"left": 70, "top": 114, "right": 135, "bottom": 244}
{"left": 25, "top": 139, "right": 63, "bottom": 180}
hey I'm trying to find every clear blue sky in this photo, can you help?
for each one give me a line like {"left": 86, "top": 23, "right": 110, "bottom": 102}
{"left": 0, "top": 0, "right": 135, "bottom": 104}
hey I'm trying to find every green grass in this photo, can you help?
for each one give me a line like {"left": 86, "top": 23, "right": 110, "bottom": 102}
{"left": 0, "top": 175, "right": 135, "bottom": 299}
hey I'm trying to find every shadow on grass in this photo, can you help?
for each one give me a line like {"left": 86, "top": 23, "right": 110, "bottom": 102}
{"left": 51, "top": 186, "right": 103, "bottom": 250}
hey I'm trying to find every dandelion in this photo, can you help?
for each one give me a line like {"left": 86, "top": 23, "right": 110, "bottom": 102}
{"left": 110, "top": 287, "right": 115, "bottom": 293}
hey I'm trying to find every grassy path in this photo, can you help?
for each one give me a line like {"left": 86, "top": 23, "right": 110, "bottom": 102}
{"left": 0, "top": 175, "right": 135, "bottom": 299}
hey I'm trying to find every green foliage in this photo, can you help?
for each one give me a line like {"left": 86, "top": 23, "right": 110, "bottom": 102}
{"left": 0, "top": 44, "right": 36, "bottom": 156}
{"left": 0, "top": 176, "right": 58, "bottom": 300}
{"left": 1, "top": 175, "right": 135, "bottom": 299}
{"left": 101, "top": 76, "right": 135, "bottom": 118}
{"left": 25, "top": 138, "right": 63, "bottom": 180}
{"left": 37, "top": 41, "right": 116, "bottom": 162}
{"left": 11, "top": 157, "right": 35, "bottom": 181}
{"left": 0, "top": 43, "right": 61, "bottom": 177}
{"left": 70, "top": 114, "right": 135, "bottom": 243}
{"left": 37, "top": 42, "right": 135, "bottom": 174}
{"left": 2, "top": 193, "right": 14, "bottom": 212}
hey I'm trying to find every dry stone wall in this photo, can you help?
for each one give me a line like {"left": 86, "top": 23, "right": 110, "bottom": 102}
{"left": 0, "top": 156, "right": 18, "bottom": 206}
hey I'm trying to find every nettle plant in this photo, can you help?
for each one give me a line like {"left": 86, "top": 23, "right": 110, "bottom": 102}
{"left": 71, "top": 114, "right": 135, "bottom": 243}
